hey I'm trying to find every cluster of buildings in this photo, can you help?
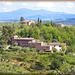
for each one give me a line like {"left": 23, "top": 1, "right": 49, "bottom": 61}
{"left": 12, "top": 35, "right": 66, "bottom": 52}
{"left": 23, "top": 18, "right": 65, "bottom": 27}
{"left": 24, "top": 20, "right": 35, "bottom": 25}
{"left": 55, "top": 23, "right": 65, "bottom": 27}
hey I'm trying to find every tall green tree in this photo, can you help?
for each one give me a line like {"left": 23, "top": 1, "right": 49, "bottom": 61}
{"left": 36, "top": 22, "right": 42, "bottom": 28}
{"left": 52, "top": 23, "right": 55, "bottom": 27}
{"left": 51, "top": 20, "right": 52, "bottom": 25}
{"left": 33, "top": 26, "right": 40, "bottom": 38}
{"left": 20, "top": 17, "right": 25, "bottom": 21}
{"left": 37, "top": 17, "right": 40, "bottom": 23}
{"left": 40, "top": 19, "right": 42, "bottom": 23}
{"left": 45, "top": 22, "right": 51, "bottom": 26}
{"left": 2, "top": 25, "right": 14, "bottom": 43}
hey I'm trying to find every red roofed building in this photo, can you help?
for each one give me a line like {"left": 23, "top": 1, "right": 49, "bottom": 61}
{"left": 12, "top": 35, "right": 66, "bottom": 52}
{"left": 49, "top": 42, "right": 66, "bottom": 51}
{"left": 12, "top": 35, "right": 35, "bottom": 47}
{"left": 55, "top": 23, "right": 65, "bottom": 27}
{"left": 25, "top": 20, "right": 35, "bottom": 25}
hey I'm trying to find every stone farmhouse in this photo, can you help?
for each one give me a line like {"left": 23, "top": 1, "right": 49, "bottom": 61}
{"left": 49, "top": 42, "right": 66, "bottom": 51}
{"left": 24, "top": 20, "right": 35, "bottom": 25}
{"left": 12, "top": 35, "right": 66, "bottom": 52}
{"left": 55, "top": 23, "right": 65, "bottom": 27}
{"left": 12, "top": 35, "right": 35, "bottom": 47}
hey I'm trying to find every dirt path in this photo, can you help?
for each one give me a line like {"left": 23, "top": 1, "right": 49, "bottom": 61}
{"left": 5, "top": 45, "right": 11, "bottom": 49}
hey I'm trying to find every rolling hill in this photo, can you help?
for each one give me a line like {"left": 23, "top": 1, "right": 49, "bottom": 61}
{"left": 0, "top": 8, "right": 75, "bottom": 21}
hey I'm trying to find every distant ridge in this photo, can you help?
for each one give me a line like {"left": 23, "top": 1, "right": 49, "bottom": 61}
{"left": 0, "top": 8, "right": 75, "bottom": 21}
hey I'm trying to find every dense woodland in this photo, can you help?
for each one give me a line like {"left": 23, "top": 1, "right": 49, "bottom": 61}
{"left": 0, "top": 18, "right": 75, "bottom": 75}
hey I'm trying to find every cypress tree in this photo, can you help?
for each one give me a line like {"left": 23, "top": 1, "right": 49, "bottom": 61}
{"left": 40, "top": 19, "right": 42, "bottom": 23}
{"left": 20, "top": 17, "right": 25, "bottom": 21}
{"left": 51, "top": 20, "right": 52, "bottom": 25}
{"left": 38, "top": 17, "right": 40, "bottom": 23}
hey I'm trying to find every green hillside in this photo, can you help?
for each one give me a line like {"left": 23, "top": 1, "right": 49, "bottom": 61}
{"left": 0, "top": 20, "right": 75, "bottom": 75}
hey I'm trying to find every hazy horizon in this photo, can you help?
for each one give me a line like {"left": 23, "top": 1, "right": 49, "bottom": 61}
{"left": 0, "top": 2, "right": 75, "bottom": 14}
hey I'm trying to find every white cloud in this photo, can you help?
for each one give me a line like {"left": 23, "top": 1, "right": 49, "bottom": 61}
{"left": 0, "top": 2, "right": 75, "bottom": 14}
{"left": 2, "top": 8, "right": 11, "bottom": 12}
{"left": 36, "top": 2, "right": 54, "bottom": 9}
{"left": 3, "top": 8, "right": 7, "bottom": 10}
{"left": 66, "top": 2, "right": 74, "bottom": 8}
{"left": 22, "top": 3, "right": 28, "bottom": 6}
{"left": 1, "top": 7, "right": 16, "bottom": 12}
{"left": 1, "top": 1, "right": 13, "bottom": 5}
{"left": 24, "top": 2, "right": 55, "bottom": 11}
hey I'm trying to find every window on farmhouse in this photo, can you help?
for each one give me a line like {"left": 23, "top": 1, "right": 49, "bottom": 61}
{"left": 60, "top": 49, "right": 61, "bottom": 51}
{"left": 54, "top": 45, "right": 55, "bottom": 47}
{"left": 37, "top": 50, "right": 40, "bottom": 52}
{"left": 59, "top": 45, "right": 61, "bottom": 47}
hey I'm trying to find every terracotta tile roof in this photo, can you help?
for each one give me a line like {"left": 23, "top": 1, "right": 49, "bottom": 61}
{"left": 24, "top": 20, "right": 35, "bottom": 23}
{"left": 49, "top": 42, "right": 66, "bottom": 45}
{"left": 14, "top": 38, "right": 34, "bottom": 40}
{"left": 55, "top": 23, "right": 63, "bottom": 25}
{"left": 36, "top": 42, "right": 42, "bottom": 43}
{"left": 42, "top": 45, "right": 50, "bottom": 47}
{"left": 28, "top": 40, "right": 36, "bottom": 43}
{"left": 25, "top": 20, "right": 31, "bottom": 22}
{"left": 13, "top": 35, "right": 34, "bottom": 40}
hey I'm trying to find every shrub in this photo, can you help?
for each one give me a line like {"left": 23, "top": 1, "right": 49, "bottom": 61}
{"left": 9, "top": 45, "right": 13, "bottom": 49}
{"left": 30, "top": 64, "right": 35, "bottom": 70}
{"left": 0, "top": 40, "right": 7, "bottom": 45}
{"left": 32, "top": 71, "right": 40, "bottom": 75}
{"left": 56, "top": 52, "right": 62, "bottom": 55}
{"left": 24, "top": 47, "right": 30, "bottom": 53}
{"left": 19, "top": 25, "right": 24, "bottom": 28}
{"left": 50, "top": 59, "right": 61, "bottom": 70}
{"left": 14, "top": 43, "right": 18, "bottom": 46}
{"left": 62, "top": 45, "right": 66, "bottom": 53}
{"left": 38, "top": 52, "right": 51, "bottom": 55}
{"left": 69, "top": 60, "right": 75, "bottom": 65}
{"left": 35, "top": 61, "right": 45, "bottom": 70}
{"left": 67, "top": 46, "right": 75, "bottom": 53}
{"left": 0, "top": 45, "right": 6, "bottom": 48}
{"left": 52, "top": 47, "right": 57, "bottom": 52}
{"left": 12, "top": 46, "right": 22, "bottom": 51}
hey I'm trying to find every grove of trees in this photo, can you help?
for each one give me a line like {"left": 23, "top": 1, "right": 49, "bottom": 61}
{"left": 0, "top": 18, "right": 75, "bottom": 74}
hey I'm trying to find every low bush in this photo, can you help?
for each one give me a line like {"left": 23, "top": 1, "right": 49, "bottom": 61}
{"left": 32, "top": 71, "right": 40, "bottom": 75}
{"left": 52, "top": 47, "right": 57, "bottom": 52}
{"left": 9, "top": 45, "right": 13, "bottom": 49}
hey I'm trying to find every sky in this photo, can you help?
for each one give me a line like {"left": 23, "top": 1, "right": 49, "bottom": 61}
{"left": 0, "top": 1, "right": 75, "bottom": 14}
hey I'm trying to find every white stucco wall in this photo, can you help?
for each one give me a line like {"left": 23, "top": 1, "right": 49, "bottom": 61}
{"left": 52, "top": 45, "right": 62, "bottom": 51}
{"left": 29, "top": 22, "right": 31, "bottom": 25}
{"left": 50, "top": 46, "right": 52, "bottom": 50}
